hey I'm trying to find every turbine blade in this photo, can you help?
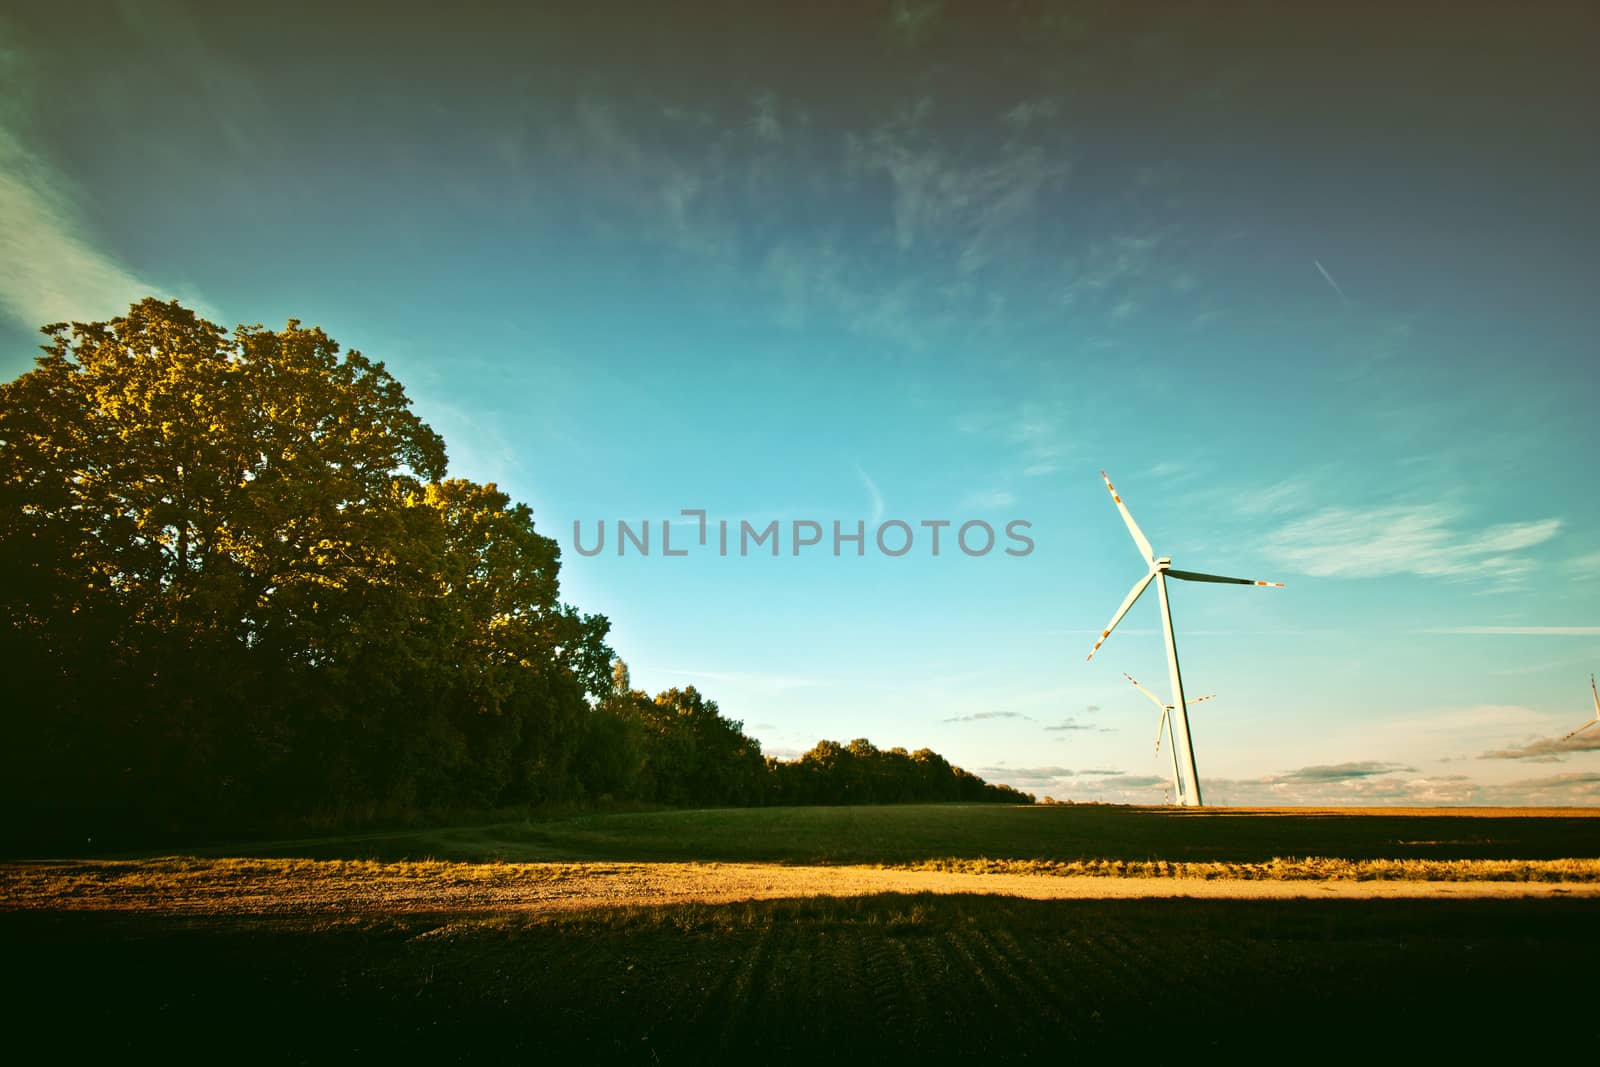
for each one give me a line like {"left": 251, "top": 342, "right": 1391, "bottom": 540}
{"left": 1166, "top": 568, "right": 1284, "bottom": 587}
{"left": 1155, "top": 706, "right": 1169, "bottom": 752}
{"left": 1101, "top": 471, "right": 1155, "bottom": 564}
{"left": 1123, "top": 672, "right": 1168, "bottom": 710}
{"left": 1561, "top": 719, "right": 1599, "bottom": 743}
{"left": 1087, "top": 571, "right": 1156, "bottom": 661}
{"left": 1592, "top": 674, "right": 1598, "bottom": 718}
{"left": 1188, "top": 694, "right": 1217, "bottom": 705}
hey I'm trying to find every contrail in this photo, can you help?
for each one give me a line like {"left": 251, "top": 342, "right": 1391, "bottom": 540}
{"left": 853, "top": 463, "right": 885, "bottom": 525}
{"left": 1314, "top": 259, "right": 1349, "bottom": 302}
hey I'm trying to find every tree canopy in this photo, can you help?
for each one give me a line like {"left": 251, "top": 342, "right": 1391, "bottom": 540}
{"left": 1, "top": 299, "right": 1027, "bottom": 843}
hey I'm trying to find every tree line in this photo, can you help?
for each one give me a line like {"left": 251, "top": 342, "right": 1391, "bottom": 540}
{"left": 0, "top": 300, "right": 1029, "bottom": 843}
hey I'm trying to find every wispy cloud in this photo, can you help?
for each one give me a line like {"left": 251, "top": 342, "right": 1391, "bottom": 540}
{"left": 1053, "top": 226, "right": 1191, "bottom": 323}
{"left": 942, "top": 711, "right": 1032, "bottom": 724}
{"left": 1044, "top": 716, "right": 1114, "bottom": 733}
{"left": 1008, "top": 410, "right": 1069, "bottom": 477}
{"left": 1262, "top": 504, "right": 1561, "bottom": 589}
{"left": 1423, "top": 626, "right": 1600, "bottom": 636}
{"left": 975, "top": 766, "right": 1157, "bottom": 793}
{"left": 963, "top": 488, "right": 1016, "bottom": 510}
{"left": 1275, "top": 761, "right": 1414, "bottom": 783}
{"left": 848, "top": 96, "right": 1072, "bottom": 272}
{"left": 1230, "top": 478, "right": 1315, "bottom": 517}
{"left": 888, "top": 1, "right": 944, "bottom": 48}
{"left": 1000, "top": 749, "right": 1600, "bottom": 805}
{"left": 762, "top": 239, "right": 937, "bottom": 349}
{"left": 953, "top": 402, "right": 1075, "bottom": 478}
{"left": 1002, "top": 98, "right": 1060, "bottom": 128}
{"left": 1201, "top": 772, "right": 1483, "bottom": 807}
{"left": 0, "top": 129, "right": 164, "bottom": 329}
{"left": 1478, "top": 729, "right": 1600, "bottom": 762}
{"left": 565, "top": 97, "right": 736, "bottom": 260}
{"left": 978, "top": 764, "right": 1074, "bottom": 780}
{"left": 1568, "top": 551, "right": 1600, "bottom": 580}
{"left": 1485, "top": 772, "right": 1600, "bottom": 805}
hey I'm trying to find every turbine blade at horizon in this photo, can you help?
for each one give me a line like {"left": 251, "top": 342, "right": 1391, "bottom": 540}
{"left": 1101, "top": 471, "right": 1155, "bottom": 564}
{"left": 1123, "top": 671, "right": 1168, "bottom": 710}
{"left": 1088, "top": 570, "right": 1156, "bottom": 660}
{"left": 1560, "top": 719, "right": 1599, "bottom": 742}
{"left": 1167, "top": 568, "right": 1284, "bottom": 587}
{"left": 1592, "top": 674, "right": 1598, "bottom": 717}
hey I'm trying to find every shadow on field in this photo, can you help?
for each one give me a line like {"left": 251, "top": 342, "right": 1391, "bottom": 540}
{"left": 4, "top": 893, "right": 1594, "bottom": 1060}
{"left": 172, "top": 804, "right": 1600, "bottom": 867}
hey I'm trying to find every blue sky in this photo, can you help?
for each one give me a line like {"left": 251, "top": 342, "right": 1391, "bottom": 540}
{"left": 4, "top": 2, "right": 1598, "bottom": 804}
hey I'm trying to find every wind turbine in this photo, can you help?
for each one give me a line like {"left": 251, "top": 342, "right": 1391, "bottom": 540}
{"left": 1559, "top": 675, "right": 1600, "bottom": 742}
{"left": 1124, "top": 672, "right": 1215, "bottom": 805}
{"left": 1087, "top": 471, "right": 1283, "bottom": 807}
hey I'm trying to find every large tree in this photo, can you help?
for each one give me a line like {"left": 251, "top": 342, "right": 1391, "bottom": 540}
{"left": 0, "top": 299, "right": 610, "bottom": 834}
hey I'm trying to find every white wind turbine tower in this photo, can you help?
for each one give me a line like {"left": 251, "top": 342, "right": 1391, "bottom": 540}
{"left": 1087, "top": 471, "right": 1284, "bottom": 807}
{"left": 1559, "top": 675, "right": 1600, "bottom": 742}
{"left": 1123, "top": 672, "right": 1215, "bottom": 805}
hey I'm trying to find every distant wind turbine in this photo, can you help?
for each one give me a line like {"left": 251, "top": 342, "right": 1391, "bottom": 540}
{"left": 1087, "top": 471, "right": 1284, "bottom": 807}
{"left": 1559, "top": 675, "right": 1600, "bottom": 742}
{"left": 1124, "top": 672, "right": 1215, "bottom": 805}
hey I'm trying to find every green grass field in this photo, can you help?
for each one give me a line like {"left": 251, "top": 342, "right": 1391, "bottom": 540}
{"left": 8, "top": 803, "right": 1600, "bottom": 1061}
{"left": 185, "top": 800, "right": 1600, "bottom": 866}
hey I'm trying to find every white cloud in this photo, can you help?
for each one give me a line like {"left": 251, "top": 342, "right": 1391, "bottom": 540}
{"left": 1002, "top": 98, "right": 1061, "bottom": 128}
{"left": 1478, "top": 726, "right": 1600, "bottom": 762}
{"left": 848, "top": 96, "right": 1072, "bottom": 272}
{"left": 1424, "top": 626, "right": 1600, "bottom": 636}
{"left": 564, "top": 97, "right": 738, "bottom": 261}
{"left": 1262, "top": 504, "right": 1560, "bottom": 588}
{"left": 943, "top": 711, "right": 1033, "bottom": 724}
{"left": 1275, "top": 761, "right": 1414, "bottom": 782}
{"left": 1483, "top": 772, "right": 1600, "bottom": 805}
{"left": 1201, "top": 772, "right": 1485, "bottom": 807}
{"left": 662, "top": 668, "right": 826, "bottom": 696}
{"left": 762, "top": 240, "right": 934, "bottom": 348}
{"left": 958, "top": 403, "right": 1075, "bottom": 478}
{"left": 963, "top": 488, "right": 1016, "bottom": 510}
{"left": 0, "top": 129, "right": 159, "bottom": 329}
{"left": 1231, "top": 478, "right": 1314, "bottom": 516}
{"left": 984, "top": 742, "right": 1600, "bottom": 805}
{"left": 748, "top": 91, "right": 782, "bottom": 143}
{"left": 1568, "top": 551, "right": 1600, "bottom": 579}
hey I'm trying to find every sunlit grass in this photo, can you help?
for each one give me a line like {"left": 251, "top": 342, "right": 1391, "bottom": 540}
{"left": 162, "top": 802, "right": 1600, "bottom": 866}
{"left": 6, "top": 853, "right": 1599, "bottom": 915}
{"left": 890, "top": 856, "right": 1600, "bottom": 881}
{"left": 7, "top": 804, "right": 1596, "bottom": 915}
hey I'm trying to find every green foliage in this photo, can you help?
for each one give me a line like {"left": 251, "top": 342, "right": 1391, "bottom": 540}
{"left": 1, "top": 299, "right": 610, "bottom": 833}
{"left": 0, "top": 299, "right": 1023, "bottom": 843}
{"left": 178, "top": 806, "right": 1600, "bottom": 869}
{"left": 772, "top": 738, "right": 1031, "bottom": 806}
